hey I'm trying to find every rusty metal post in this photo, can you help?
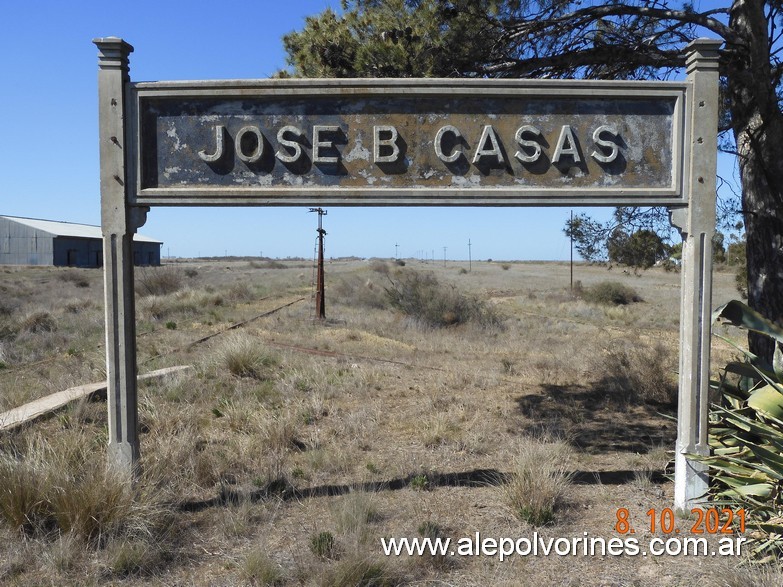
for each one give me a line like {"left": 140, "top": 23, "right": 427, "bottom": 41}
{"left": 310, "top": 208, "right": 327, "bottom": 320}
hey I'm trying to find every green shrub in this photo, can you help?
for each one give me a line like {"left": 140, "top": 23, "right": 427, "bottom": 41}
{"left": 383, "top": 269, "right": 502, "bottom": 328}
{"left": 696, "top": 301, "right": 783, "bottom": 561}
{"left": 581, "top": 281, "right": 642, "bottom": 305}
{"left": 409, "top": 474, "right": 429, "bottom": 491}
{"left": 310, "top": 531, "right": 337, "bottom": 559}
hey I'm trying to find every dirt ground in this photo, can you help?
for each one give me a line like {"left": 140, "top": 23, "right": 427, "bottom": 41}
{"left": 0, "top": 258, "right": 775, "bottom": 586}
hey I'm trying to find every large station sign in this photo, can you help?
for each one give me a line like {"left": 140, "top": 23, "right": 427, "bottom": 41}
{"left": 97, "top": 37, "right": 721, "bottom": 511}
{"left": 130, "top": 80, "right": 687, "bottom": 206}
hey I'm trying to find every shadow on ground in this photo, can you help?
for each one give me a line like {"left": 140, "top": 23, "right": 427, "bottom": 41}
{"left": 179, "top": 467, "right": 668, "bottom": 513}
{"left": 514, "top": 383, "right": 677, "bottom": 454}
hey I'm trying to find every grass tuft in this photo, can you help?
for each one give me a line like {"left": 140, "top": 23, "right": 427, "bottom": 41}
{"left": 241, "top": 550, "right": 284, "bottom": 586}
{"left": 320, "top": 554, "right": 400, "bottom": 587}
{"left": 0, "top": 432, "right": 171, "bottom": 545}
{"left": 501, "top": 438, "right": 574, "bottom": 527}
{"left": 310, "top": 530, "right": 337, "bottom": 560}
{"left": 218, "top": 333, "right": 279, "bottom": 380}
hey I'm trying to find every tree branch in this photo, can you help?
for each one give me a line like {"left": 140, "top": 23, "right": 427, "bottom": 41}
{"left": 504, "top": 4, "right": 739, "bottom": 45}
{"left": 480, "top": 46, "right": 682, "bottom": 77}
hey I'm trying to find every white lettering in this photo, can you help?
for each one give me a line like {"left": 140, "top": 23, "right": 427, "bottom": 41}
{"left": 472, "top": 125, "right": 505, "bottom": 165}
{"left": 514, "top": 125, "right": 543, "bottom": 163}
{"left": 552, "top": 124, "right": 581, "bottom": 164}
{"left": 313, "top": 125, "right": 341, "bottom": 164}
{"left": 434, "top": 125, "right": 462, "bottom": 163}
{"left": 373, "top": 125, "right": 400, "bottom": 163}
{"left": 199, "top": 125, "right": 225, "bottom": 162}
{"left": 276, "top": 125, "right": 304, "bottom": 163}
{"left": 591, "top": 125, "right": 619, "bottom": 163}
{"left": 235, "top": 126, "right": 264, "bottom": 164}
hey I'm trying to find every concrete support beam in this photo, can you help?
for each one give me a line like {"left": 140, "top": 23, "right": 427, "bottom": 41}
{"left": 672, "top": 38, "right": 722, "bottom": 510}
{"left": 95, "top": 37, "right": 144, "bottom": 477}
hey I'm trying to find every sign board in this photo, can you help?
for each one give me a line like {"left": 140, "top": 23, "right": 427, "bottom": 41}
{"left": 96, "top": 37, "right": 721, "bottom": 511}
{"left": 130, "top": 80, "right": 687, "bottom": 206}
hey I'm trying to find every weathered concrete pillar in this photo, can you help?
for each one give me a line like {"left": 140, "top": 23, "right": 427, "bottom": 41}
{"left": 95, "top": 38, "right": 143, "bottom": 477}
{"left": 672, "top": 38, "right": 722, "bottom": 510}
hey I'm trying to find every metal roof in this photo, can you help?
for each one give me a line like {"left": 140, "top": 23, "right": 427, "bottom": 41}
{"left": 0, "top": 216, "right": 162, "bottom": 243}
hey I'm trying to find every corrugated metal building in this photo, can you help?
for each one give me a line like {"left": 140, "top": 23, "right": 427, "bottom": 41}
{"left": 0, "top": 216, "right": 162, "bottom": 267}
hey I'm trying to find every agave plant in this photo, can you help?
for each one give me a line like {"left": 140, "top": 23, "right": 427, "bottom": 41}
{"left": 698, "top": 300, "right": 783, "bottom": 561}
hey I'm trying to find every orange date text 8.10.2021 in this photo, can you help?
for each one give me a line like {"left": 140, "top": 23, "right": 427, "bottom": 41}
{"left": 614, "top": 508, "right": 745, "bottom": 535}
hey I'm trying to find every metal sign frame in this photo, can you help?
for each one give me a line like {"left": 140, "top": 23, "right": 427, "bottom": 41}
{"left": 128, "top": 79, "right": 689, "bottom": 207}
{"left": 95, "top": 37, "right": 721, "bottom": 510}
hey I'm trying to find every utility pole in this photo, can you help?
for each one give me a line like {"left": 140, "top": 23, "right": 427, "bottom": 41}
{"left": 570, "top": 210, "right": 574, "bottom": 291}
{"left": 395, "top": 243, "right": 399, "bottom": 260}
{"left": 309, "top": 207, "right": 327, "bottom": 320}
{"left": 443, "top": 246, "right": 447, "bottom": 267}
{"left": 468, "top": 239, "right": 472, "bottom": 273}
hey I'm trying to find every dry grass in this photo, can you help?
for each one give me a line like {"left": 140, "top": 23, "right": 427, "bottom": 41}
{"left": 592, "top": 336, "right": 679, "bottom": 405}
{"left": 0, "top": 430, "right": 172, "bottom": 547}
{"left": 501, "top": 437, "right": 575, "bottom": 526}
{"left": 0, "top": 259, "right": 748, "bottom": 586}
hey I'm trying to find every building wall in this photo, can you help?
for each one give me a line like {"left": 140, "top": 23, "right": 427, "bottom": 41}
{"left": 0, "top": 218, "right": 161, "bottom": 267}
{"left": 53, "top": 238, "right": 161, "bottom": 268}
{"left": 53, "top": 237, "right": 104, "bottom": 268}
{"left": 0, "top": 217, "right": 53, "bottom": 265}
{"left": 132, "top": 242, "right": 161, "bottom": 267}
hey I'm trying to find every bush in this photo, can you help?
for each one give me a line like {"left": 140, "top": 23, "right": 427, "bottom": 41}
{"left": 332, "top": 275, "right": 389, "bottom": 310}
{"left": 369, "top": 259, "right": 390, "bottom": 274}
{"left": 581, "top": 281, "right": 642, "bottom": 305}
{"left": 250, "top": 260, "right": 287, "bottom": 269}
{"left": 383, "top": 269, "right": 502, "bottom": 328}
{"left": 593, "top": 338, "right": 678, "bottom": 405}
{"left": 135, "top": 266, "right": 184, "bottom": 296}
{"left": 18, "top": 311, "right": 57, "bottom": 333}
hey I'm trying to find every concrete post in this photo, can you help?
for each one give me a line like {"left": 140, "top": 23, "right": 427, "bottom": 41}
{"left": 95, "top": 38, "right": 143, "bottom": 477}
{"left": 672, "top": 38, "right": 722, "bottom": 510}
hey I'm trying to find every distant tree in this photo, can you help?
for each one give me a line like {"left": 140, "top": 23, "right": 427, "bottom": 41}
{"left": 712, "top": 231, "right": 727, "bottom": 264}
{"left": 562, "top": 213, "right": 608, "bottom": 263}
{"left": 607, "top": 228, "right": 669, "bottom": 269}
{"left": 283, "top": 1, "right": 783, "bottom": 361}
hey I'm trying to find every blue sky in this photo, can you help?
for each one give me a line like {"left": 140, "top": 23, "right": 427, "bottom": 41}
{"left": 0, "top": 0, "right": 737, "bottom": 260}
